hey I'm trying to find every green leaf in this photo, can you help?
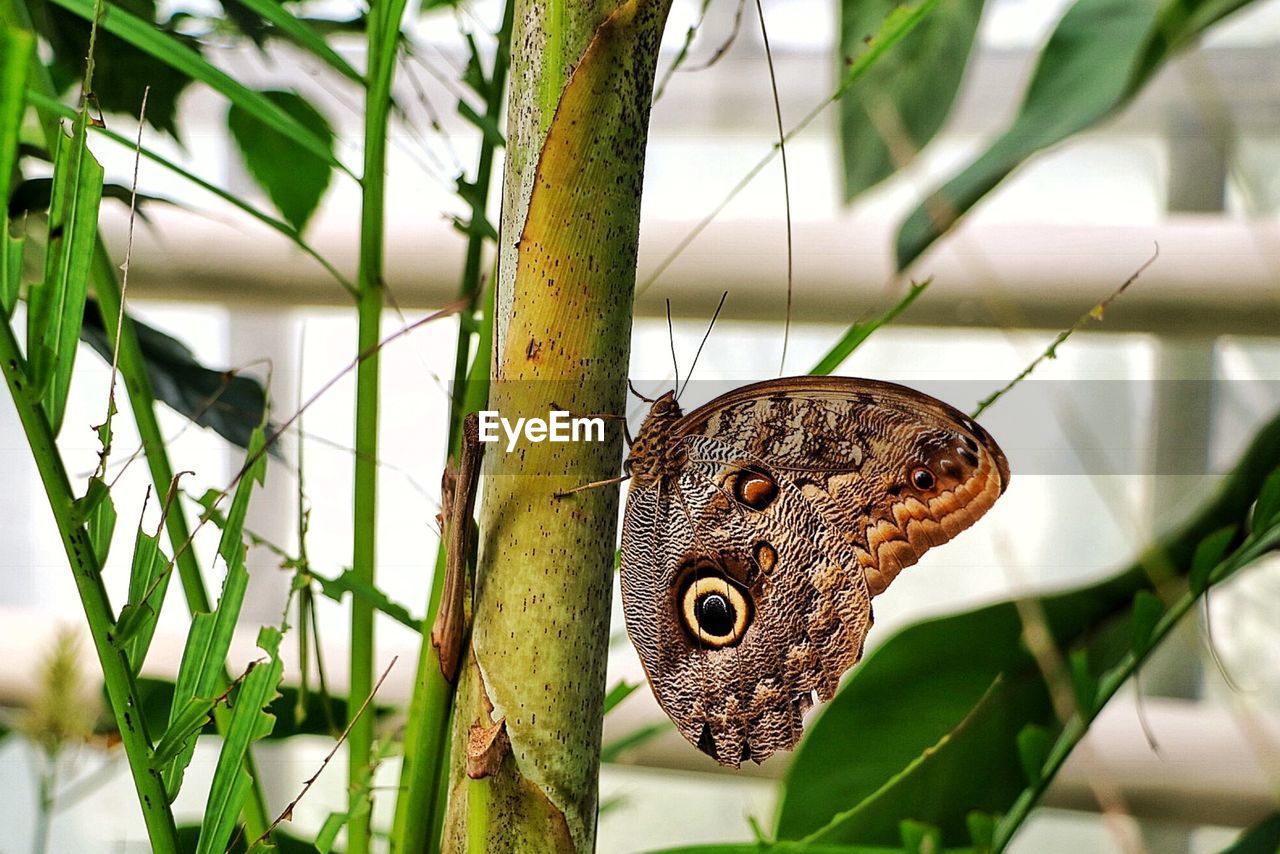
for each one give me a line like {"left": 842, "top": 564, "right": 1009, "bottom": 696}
{"left": 838, "top": 0, "right": 985, "bottom": 200}
{"left": 26, "top": 89, "right": 352, "bottom": 294}
{"left": 197, "top": 627, "right": 284, "bottom": 854}
{"left": 895, "top": 0, "right": 1257, "bottom": 269}
{"left": 115, "top": 525, "right": 167, "bottom": 669}
{"left": 457, "top": 99, "right": 504, "bottom": 149}
{"left": 795, "top": 675, "right": 1030, "bottom": 847}
{"left": 227, "top": 91, "right": 335, "bottom": 233}
{"left": 965, "top": 811, "right": 995, "bottom": 852}
{"left": 899, "top": 819, "right": 942, "bottom": 854}
{"left": 775, "top": 405, "right": 1280, "bottom": 848}
{"left": 1128, "top": 590, "right": 1163, "bottom": 654}
{"left": 1189, "top": 525, "right": 1236, "bottom": 594}
{"left": 312, "top": 567, "right": 420, "bottom": 630}
{"left": 1015, "top": 724, "right": 1052, "bottom": 786}
{"left": 1068, "top": 648, "right": 1097, "bottom": 714}
{"left": 1, "top": 225, "right": 22, "bottom": 316}
{"left": 223, "top": 0, "right": 362, "bottom": 84}
{"left": 1222, "top": 812, "right": 1280, "bottom": 854}
{"left": 26, "top": 119, "right": 103, "bottom": 434}
{"left": 85, "top": 478, "right": 117, "bottom": 565}
{"left": 46, "top": 0, "right": 346, "bottom": 172}
{"left": 34, "top": 0, "right": 194, "bottom": 137}
{"left": 810, "top": 279, "right": 929, "bottom": 375}
{"left": 120, "top": 676, "right": 384, "bottom": 742}
{"left": 151, "top": 694, "right": 218, "bottom": 767}
{"left": 80, "top": 297, "right": 275, "bottom": 453}
{"left": 163, "top": 430, "right": 268, "bottom": 796}
{"left": 0, "top": 28, "right": 32, "bottom": 213}
{"left": 600, "top": 721, "right": 668, "bottom": 763}
{"left": 1251, "top": 467, "right": 1280, "bottom": 535}
{"left": 603, "top": 679, "right": 639, "bottom": 714}
{"left": 315, "top": 812, "right": 346, "bottom": 853}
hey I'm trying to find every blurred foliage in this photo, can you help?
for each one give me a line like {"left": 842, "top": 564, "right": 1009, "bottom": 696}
{"left": 14, "top": 627, "right": 99, "bottom": 756}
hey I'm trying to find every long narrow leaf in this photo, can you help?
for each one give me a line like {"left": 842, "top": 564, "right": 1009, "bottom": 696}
{"left": 162, "top": 428, "right": 269, "bottom": 797}
{"left": 26, "top": 118, "right": 103, "bottom": 434}
{"left": 232, "top": 0, "right": 363, "bottom": 84}
{"left": 837, "top": 0, "right": 985, "bottom": 200}
{"left": 197, "top": 627, "right": 284, "bottom": 854}
{"left": 895, "top": 0, "right": 1257, "bottom": 268}
{"left": 0, "top": 28, "right": 31, "bottom": 210}
{"left": 809, "top": 280, "right": 929, "bottom": 376}
{"left": 47, "top": 0, "right": 349, "bottom": 175}
{"left": 114, "top": 524, "right": 168, "bottom": 670}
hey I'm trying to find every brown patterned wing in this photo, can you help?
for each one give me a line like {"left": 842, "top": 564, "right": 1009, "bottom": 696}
{"left": 675, "top": 377, "right": 1010, "bottom": 595}
{"left": 620, "top": 438, "right": 871, "bottom": 767}
{"left": 617, "top": 377, "right": 1010, "bottom": 767}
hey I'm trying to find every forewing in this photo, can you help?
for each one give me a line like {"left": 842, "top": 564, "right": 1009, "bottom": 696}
{"left": 677, "top": 377, "right": 1009, "bottom": 594}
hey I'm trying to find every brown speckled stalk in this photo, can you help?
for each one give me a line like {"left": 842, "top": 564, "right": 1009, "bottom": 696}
{"left": 443, "top": 0, "right": 673, "bottom": 850}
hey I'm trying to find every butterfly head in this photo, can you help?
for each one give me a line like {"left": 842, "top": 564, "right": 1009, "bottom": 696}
{"left": 624, "top": 392, "right": 685, "bottom": 481}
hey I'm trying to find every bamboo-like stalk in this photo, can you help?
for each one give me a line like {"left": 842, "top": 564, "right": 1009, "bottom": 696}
{"left": 443, "top": 0, "right": 673, "bottom": 848}
{"left": 347, "top": 0, "right": 408, "bottom": 849}
{"left": 0, "top": 319, "right": 179, "bottom": 853}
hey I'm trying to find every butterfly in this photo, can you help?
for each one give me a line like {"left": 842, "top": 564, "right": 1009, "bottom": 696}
{"left": 617, "top": 376, "right": 1009, "bottom": 766}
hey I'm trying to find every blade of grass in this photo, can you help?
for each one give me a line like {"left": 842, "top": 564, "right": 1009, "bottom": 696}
{"left": 161, "top": 427, "right": 269, "bottom": 797}
{"left": 0, "top": 320, "right": 180, "bottom": 853}
{"left": 47, "top": 0, "right": 350, "bottom": 176}
{"left": 115, "top": 519, "right": 168, "bottom": 670}
{"left": 809, "top": 279, "right": 930, "bottom": 376}
{"left": 5, "top": 0, "right": 274, "bottom": 831}
{"left": 197, "top": 628, "right": 285, "bottom": 854}
{"left": 0, "top": 27, "right": 29, "bottom": 206}
{"left": 26, "top": 117, "right": 103, "bottom": 435}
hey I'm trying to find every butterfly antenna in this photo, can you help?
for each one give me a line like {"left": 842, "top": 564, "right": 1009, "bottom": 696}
{"left": 678, "top": 290, "right": 729, "bottom": 400}
{"left": 666, "top": 298, "right": 680, "bottom": 396}
{"left": 754, "top": 0, "right": 792, "bottom": 375}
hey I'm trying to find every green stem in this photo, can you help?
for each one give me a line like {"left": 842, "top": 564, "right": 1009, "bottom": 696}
{"left": 347, "top": 0, "right": 408, "bottom": 848}
{"left": 391, "top": 3, "right": 511, "bottom": 847}
{"left": 90, "top": 247, "right": 273, "bottom": 839}
{"left": 447, "top": 0, "right": 513, "bottom": 452}
{"left": 0, "top": 318, "right": 179, "bottom": 854}
{"left": 1, "top": 0, "right": 272, "bottom": 832}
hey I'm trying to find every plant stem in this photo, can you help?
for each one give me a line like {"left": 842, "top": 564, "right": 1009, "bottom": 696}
{"left": 444, "top": 0, "right": 674, "bottom": 847}
{"left": 0, "top": 318, "right": 179, "bottom": 854}
{"left": 347, "top": 0, "right": 408, "bottom": 847}
{"left": 2, "top": 0, "right": 272, "bottom": 831}
{"left": 390, "top": 3, "right": 511, "bottom": 848}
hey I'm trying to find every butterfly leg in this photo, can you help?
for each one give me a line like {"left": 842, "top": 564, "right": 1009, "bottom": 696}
{"left": 430, "top": 412, "right": 484, "bottom": 683}
{"left": 553, "top": 473, "right": 631, "bottom": 498}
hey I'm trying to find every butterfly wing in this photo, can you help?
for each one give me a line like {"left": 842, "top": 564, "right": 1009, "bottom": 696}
{"left": 675, "top": 377, "right": 1010, "bottom": 595}
{"left": 619, "top": 377, "right": 1009, "bottom": 766}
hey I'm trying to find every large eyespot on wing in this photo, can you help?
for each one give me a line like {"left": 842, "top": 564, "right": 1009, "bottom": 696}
{"left": 857, "top": 414, "right": 1008, "bottom": 596}
{"left": 619, "top": 438, "right": 873, "bottom": 767}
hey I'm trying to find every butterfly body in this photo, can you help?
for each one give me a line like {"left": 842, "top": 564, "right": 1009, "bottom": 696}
{"left": 619, "top": 377, "right": 1009, "bottom": 766}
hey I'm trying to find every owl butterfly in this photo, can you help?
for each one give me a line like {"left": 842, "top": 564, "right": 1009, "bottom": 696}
{"left": 619, "top": 377, "right": 1009, "bottom": 767}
